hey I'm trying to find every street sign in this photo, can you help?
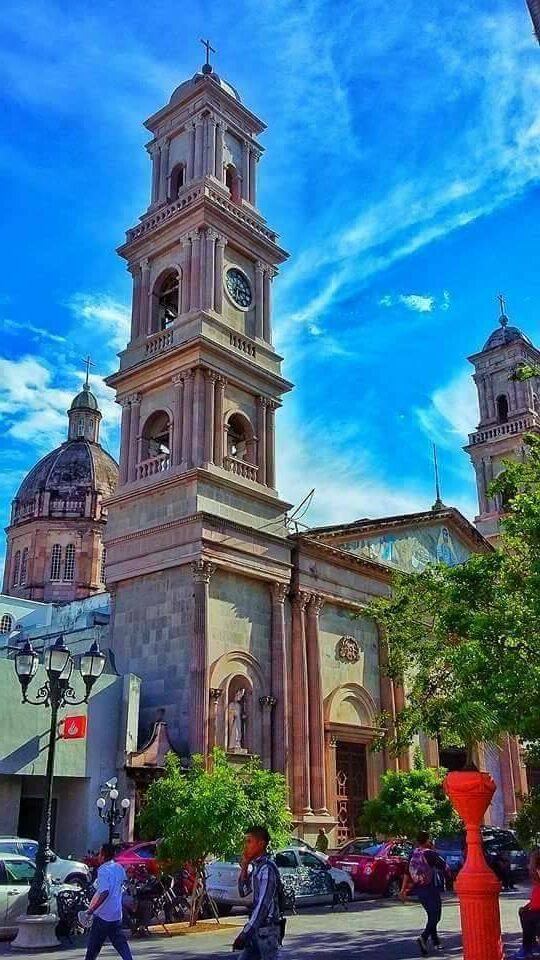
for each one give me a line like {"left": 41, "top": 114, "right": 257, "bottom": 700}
{"left": 61, "top": 715, "right": 87, "bottom": 740}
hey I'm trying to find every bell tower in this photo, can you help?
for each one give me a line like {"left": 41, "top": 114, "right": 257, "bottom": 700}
{"left": 465, "top": 296, "right": 540, "bottom": 543}
{"left": 104, "top": 53, "right": 293, "bottom": 751}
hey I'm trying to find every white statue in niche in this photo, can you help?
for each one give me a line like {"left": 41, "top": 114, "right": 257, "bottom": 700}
{"left": 228, "top": 688, "right": 246, "bottom": 752}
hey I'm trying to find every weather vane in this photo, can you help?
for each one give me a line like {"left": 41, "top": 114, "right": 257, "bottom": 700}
{"left": 200, "top": 38, "right": 216, "bottom": 74}
{"left": 82, "top": 355, "right": 95, "bottom": 388}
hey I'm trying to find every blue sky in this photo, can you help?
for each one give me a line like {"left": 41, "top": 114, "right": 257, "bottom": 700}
{"left": 1, "top": 0, "right": 540, "bottom": 569}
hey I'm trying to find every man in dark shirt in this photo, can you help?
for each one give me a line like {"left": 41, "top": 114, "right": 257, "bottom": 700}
{"left": 232, "top": 826, "right": 282, "bottom": 959}
{"left": 401, "top": 830, "right": 448, "bottom": 955}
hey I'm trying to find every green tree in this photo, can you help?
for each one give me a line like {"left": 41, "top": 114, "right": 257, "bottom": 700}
{"left": 513, "top": 786, "right": 540, "bottom": 851}
{"left": 360, "top": 753, "right": 461, "bottom": 839}
{"left": 138, "top": 748, "right": 292, "bottom": 923}
{"left": 372, "top": 434, "right": 540, "bottom": 764}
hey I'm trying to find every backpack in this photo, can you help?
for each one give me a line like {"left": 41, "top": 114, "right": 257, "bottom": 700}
{"left": 409, "top": 847, "right": 434, "bottom": 887}
{"left": 268, "top": 859, "right": 290, "bottom": 943}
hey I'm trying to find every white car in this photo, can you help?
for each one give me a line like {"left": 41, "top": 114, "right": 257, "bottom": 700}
{"left": 206, "top": 846, "right": 354, "bottom": 913}
{"left": 0, "top": 854, "right": 75, "bottom": 939}
{"left": 0, "top": 838, "right": 90, "bottom": 887}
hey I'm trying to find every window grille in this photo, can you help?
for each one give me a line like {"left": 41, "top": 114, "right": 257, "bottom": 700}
{"left": 50, "top": 544, "right": 62, "bottom": 581}
{"left": 20, "top": 548, "right": 28, "bottom": 586}
{"left": 0, "top": 614, "right": 14, "bottom": 634}
{"left": 12, "top": 551, "right": 21, "bottom": 586}
{"left": 63, "top": 544, "right": 75, "bottom": 582}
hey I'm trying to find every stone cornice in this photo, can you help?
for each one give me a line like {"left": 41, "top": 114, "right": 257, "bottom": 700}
{"left": 102, "top": 508, "right": 291, "bottom": 549}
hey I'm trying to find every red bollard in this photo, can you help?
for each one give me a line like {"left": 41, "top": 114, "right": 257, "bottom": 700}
{"left": 444, "top": 771, "right": 504, "bottom": 960}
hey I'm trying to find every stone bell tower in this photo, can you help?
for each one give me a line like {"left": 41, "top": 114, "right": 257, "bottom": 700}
{"left": 104, "top": 53, "right": 293, "bottom": 753}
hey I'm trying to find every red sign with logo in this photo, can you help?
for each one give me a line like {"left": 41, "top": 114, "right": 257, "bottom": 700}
{"left": 61, "top": 716, "right": 87, "bottom": 740}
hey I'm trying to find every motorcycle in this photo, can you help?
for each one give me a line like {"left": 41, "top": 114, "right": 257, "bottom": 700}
{"left": 56, "top": 879, "right": 94, "bottom": 942}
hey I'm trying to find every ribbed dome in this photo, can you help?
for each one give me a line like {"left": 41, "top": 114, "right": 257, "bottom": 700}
{"left": 16, "top": 440, "right": 118, "bottom": 507}
{"left": 483, "top": 324, "right": 532, "bottom": 351}
{"left": 70, "top": 387, "right": 99, "bottom": 411}
{"left": 169, "top": 70, "right": 241, "bottom": 106}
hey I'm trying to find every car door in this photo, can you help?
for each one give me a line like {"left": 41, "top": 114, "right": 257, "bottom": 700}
{"left": 297, "top": 851, "right": 334, "bottom": 905}
{"left": 274, "top": 851, "right": 300, "bottom": 906}
{"left": 3, "top": 859, "right": 36, "bottom": 927}
{"left": 0, "top": 863, "right": 9, "bottom": 928}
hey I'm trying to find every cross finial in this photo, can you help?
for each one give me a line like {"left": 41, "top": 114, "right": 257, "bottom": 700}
{"left": 497, "top": 292, "right": 509, "bottom": 327}
{"left": 81, "top": 355, "right": 95, "bottom": 389}
{"left": 200, "top": 38, "right": 216, "bottom": 74}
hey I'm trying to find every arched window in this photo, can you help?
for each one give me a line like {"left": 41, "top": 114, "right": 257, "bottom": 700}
{"left": 225, "top": 164, "right": 241, "bottom": 204}
{"left": 12, "top": 551, "right": 21, "bottom": 587}
{"left": 496, "top": 394, "right": 509, "bottom": 424}
{"left": 78, "top": 418, "right": 85, "bottom": 437}
{"left": 226, "top": 413, "right": 256, "bottom": 463}
{"left": 169, "top": 163, "right": 185, "bottom": 200}
{"left": 20, "top": 548, "right": 28, "bottom": 586}
{"left": 140, "top": 411, "right": 171, "bottom": 470}
{"left": 100, "top": 546, "right": 106, "bottom": 584}
{"left": 0, "top": 614, "right": 14, "bottom": 635}
{"left": 50, "top": 544, "right": 62, "bottom": 581}
{"left": 63, "top": 544, "right": 75, "bottom": 582}
{"left": 151, "top": 270, "right": 180, "bottom": 332}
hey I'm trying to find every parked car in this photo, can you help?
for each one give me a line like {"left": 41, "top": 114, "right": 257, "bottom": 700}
{"left": 0, "top": 838, "right": 90, "bottom": 888}
{"left": 0, "top": 853, "right": 76, "bottom": 939}
{"left": 435, "top": 828, "right": 528, "bottom": 883}
{"left": 206, "top": 846, "right": 354, "bottom": 913}
{"left": 115, "top": 841, "right": 160, "bottom": 876}
{"left": 328, "top": 838, "right": 413, "bottom": 897}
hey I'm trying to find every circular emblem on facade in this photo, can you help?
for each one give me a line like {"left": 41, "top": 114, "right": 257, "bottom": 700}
{"left": 225, "top": 267, "right": 252, "bottom": 309}
{"left": 336, "top": 636, "right": 360, "bottom": 663}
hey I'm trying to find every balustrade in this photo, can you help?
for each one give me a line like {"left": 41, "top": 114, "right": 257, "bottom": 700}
{"left": 136, "top": 453, "right": 170, "bottom": 479}
{"left": 224, "top": 456, "right": 258, "bottom": 481}
{"left": 229, "top": 332, "right": 256, "bottom": 358}
{"left": 145, "top": 328, "right": 174, "bottom": 357}
{"left": 468, "top": 415, "right": 540, "bottom": 445}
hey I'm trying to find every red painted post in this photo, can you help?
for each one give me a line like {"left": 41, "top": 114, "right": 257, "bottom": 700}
{"left": 444, "top": 771, "right": 504, "bottom": 960}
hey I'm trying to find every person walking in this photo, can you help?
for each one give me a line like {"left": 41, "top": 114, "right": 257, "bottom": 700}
{"left": 514, "top": 850, "right": 540, "bottom": 959}
{"left": 80, "top": 843, "right": 133, "bottom": 960}
{"left": 315, "top": 829, "right": 329, "bottom": 854}
{"left": 232, "top": 826, "right": 283, "bottom": 959}
{"left": 401, "top": 830, "right": 448, "bottom": 955}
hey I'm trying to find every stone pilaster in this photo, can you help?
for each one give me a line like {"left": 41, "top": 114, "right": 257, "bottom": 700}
{"left": 306, "top": 594, "right": 328, "bottom": 815}
{"left": 181, "top": 369, "right": 194, "bottom": 469}
{"left": 140, "top": 258, "right": 151, "bottom": 336}
{"left": 127, "top": 395, "right": 141, "bottom": 481}
{"left": 206, "top": 117, "right": 217, "bottom": 176}
{"left": 266, "top": 401, "right": 278, "bottom": 488}
{"left": 149, "top": 143, "right": 160, "bottom": 205}
{"left": 187, "top": 122, "right": 196, "bottom": 180}
{"left": 214, "top": 377, "right": 226, "bottom": 467}
{"left": 209, "top": 687, "right": 223, "bottom": 752}
{"left": 378, "top": 631, "right": 399, "bottom": 773}
{"left": 118, "top": 397, "right": 131, "bottom": 485}
{"left": 255, "top": 261, "right": 264, "bottom": 339}
{"left": 194, "top": 119, "right": 204, "bottom": 178}
{"left": 190, "top": 229, "right": 201, "bottom": 312}
{"left": 180, "top": 234, "right": 191, "bottom": 315}
{"left": 256, "top": 396, "right": 268, "bottom": 485}
{"left": 260, "top": 696, "right": 277, "bottom": 769}
{"left": 158, "top": 138, "right": 170, "bottom": 204}
{"left": 215, "top": 237, "right": 226, "bottom": 314}
{"left": 270, "top": 582, "right": 289, "bottom": 774}
{"left": 129, "top": 264, "right": 142, "bottom": 341}
{"left": 291, "top": 591, "right": 312, "bottom": 816}
{"left": 215, "top": 121, "right": 225, "bottom": 182}
{"left": 190, "top": 560, "right": 216, "bottom": 756}
{"left": 263, "top": 268, "right": 274, "bottom": 342}
{"left": 325, "top": 734, "right": 338, "bottom": 820}
{"left": 192, "top": 367, "right": 205, "bottom": 467}
{"left": 171, "top": 374, "right": 184, "bottom": 466}
{"left": 204, "top": 230, "right": 217, "bottom": 311}
{"left": 204, "top": 370, "right": 216, "bottom": 465}
{"left": 241, "top": 140, "right": 250, "bottom": 200}
{"left": 249, "top": 149, "right": 257, "bottom": 205}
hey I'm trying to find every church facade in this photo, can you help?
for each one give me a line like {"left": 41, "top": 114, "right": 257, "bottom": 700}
{"left": 102, "top": 61, "right": 528, "bottom": 843}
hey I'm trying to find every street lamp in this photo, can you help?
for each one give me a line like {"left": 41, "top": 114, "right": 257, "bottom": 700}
{"left": 14, "top": 636, "right": 105, "bottom": 917}
{"left": 96, "top": 782, "right": 130, "bottom": 845}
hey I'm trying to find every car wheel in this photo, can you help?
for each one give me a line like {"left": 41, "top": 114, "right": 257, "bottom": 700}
{"left": 337, "top": 883, "right": 353, "bottom": 903}
{"left": 384, "top": 878, "right": 401, "bottom": 899}
{"left": 65, "top": 874, "right": 88, "bottom": 889}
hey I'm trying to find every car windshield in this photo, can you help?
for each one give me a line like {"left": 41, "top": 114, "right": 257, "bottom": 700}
{"left": 359, "top": 843, "right": 384, "bottom": 857}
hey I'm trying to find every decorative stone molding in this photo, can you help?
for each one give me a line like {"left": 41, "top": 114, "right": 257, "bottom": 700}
{"left": 292, "top": 590, "right": 310, "bottom": 611}
{"left": 336, "top": 635, "right": 361, "bottom": 663}
{"left": 127, "top": 393, "right": 141, "bottom": 406}
{"left": 118, "top": 395, "right": 132, "bottom": 408}
{"left": 209, "top": 687, "right": 223, "bottom": 702}
{"left": 259, "top": 695, "right": 277, "bottom": 710}
{"left": 271, "top": 582, "right": 289, "bottom": 604}
{"left": 329, "top": 735, "right": 338, "bottom": 749}
{"left": 191, "top": 559, "right": 216, "bottom": 583}
{"left": 308, "top": 594, "right": 325, "bottom": 616}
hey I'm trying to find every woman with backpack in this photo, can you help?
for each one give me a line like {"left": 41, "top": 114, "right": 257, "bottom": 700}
{"left": 400, "top": 830, "right": 449, "bottom": 955}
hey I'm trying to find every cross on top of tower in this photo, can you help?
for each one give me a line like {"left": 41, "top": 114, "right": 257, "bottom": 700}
{"left": 82, "top": 355, "right": 95, "bottom": 388}
{"left": 497, "top": 292, "right": 509, "bottom": 328}
{"left": 200, "top": 38, "right": 216, "bottom": 75}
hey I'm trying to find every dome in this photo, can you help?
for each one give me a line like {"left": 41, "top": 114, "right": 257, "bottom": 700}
{"left": 70, "top": 387, "right": 99, "bottom": 411}
{"left": 169, "top": 70, "right": 241, "bottom": 106}
{"left": 483, "top": 323, "right": 533, "bottom": 351}
{"left": 15, "top": 440, "right": 118, "bottom": 507}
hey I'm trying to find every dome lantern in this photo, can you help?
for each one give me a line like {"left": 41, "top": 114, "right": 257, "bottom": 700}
{"left": 67, "top": 357, "right": 102, "bottom": 442}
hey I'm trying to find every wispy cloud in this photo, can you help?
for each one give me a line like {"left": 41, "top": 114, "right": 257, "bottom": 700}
{"left": 2, "top": 317, "right": 66, "bottom": 344}
{"left": 380, "top": 293, "right": 436, "bottom": 313}
{"left": 416, "top": 369, "right": 479, "bottom": 449}
{"left": 67, "top": 294, "right": 131, "bottom": 355}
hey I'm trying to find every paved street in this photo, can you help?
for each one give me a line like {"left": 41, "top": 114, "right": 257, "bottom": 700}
{"left": 1, "top": 891, "right": 527, "bottom": 959}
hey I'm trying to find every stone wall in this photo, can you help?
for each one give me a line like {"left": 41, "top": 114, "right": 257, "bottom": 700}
{"left": 319, "top": 605, "right": 381, "bottom": 710}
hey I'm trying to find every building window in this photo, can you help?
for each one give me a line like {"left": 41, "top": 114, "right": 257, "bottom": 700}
{"left": 50, "top": 544, "right": 62, "bottom": 581}
{"left": 63, "top": 544, "right": 75, "bottom": 582}
{"left": 225, "top": 164, "right": 241, "bottom": 204}
{"left": 151, "top": 270, "right": 179, "bottom": 332}
{"left": 169, "top": 163, "right": 185, "bottom": 199}
{"left": 496, "top": 394, "right": 509, "bottom": 424}
{"left": 20, "top": 548, "right": 28, "bottom": 586}
{"left": 0, "top": 614, "right": 14, "bottom": 635}
{"left": 140, "top": 410, "right": 171, "bottom": 464}
{"left": 78, "top": 418, "right": 85, "bottom": 437}
{"left": 100, "top": 546, "right": 106, "bottom": 584}
{"left": 12, "top": 551, "right": 21, "bottom": 587}
{"left": 226, "top": 412, "right": 255, "bottom": 462}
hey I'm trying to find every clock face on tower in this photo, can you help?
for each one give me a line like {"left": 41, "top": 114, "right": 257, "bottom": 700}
{"left": 225, "top": 267, "right": 252, "bottom": 309}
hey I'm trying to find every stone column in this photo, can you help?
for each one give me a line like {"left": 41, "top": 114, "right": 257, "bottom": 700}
{"left": 180, "top": 234, "right": 191, "bottom": 314}
{"left": 509, "top": 735, "right": 528, "bottom": 799}
{"left": 187, "top": 123, "right": 196, "bottom": 180}
{"left": 306, "top": 595, "right": 328, "bottom": 815}
{"left": 270, "top": 582, "right": 289, "bottom": 773}
{"left": 486, "top": 376, "right": 495, "bottom": 419}
{"left": 215, "top": 121, "right": 225, "bottom": 182}
{"left": 214, "top": 237, "right": 226, "bottom": 314}
{"left": 192, "top": 367, "right": 204, "bottom": 467}
{"left": 128, "top": 395, "right": 141, "bottom": 481}
{"left": 393, "top": 680, "right": 411, "bottom": 772}
{"left": 172, "top": 375, "right": 184, "bottom": 466}
{"left": 194, "top": 119, "right": 204, "bottom": 178}
{"left": 204, "top": 371, "right": 216, "bottom": 465}
{"left": 150, "top": 144, "right": 160, "bottom": 205}
{"left": 325, "top": 734, "right": 338, "bottom": 819}
{"left": 241, "top": 140, "right": 250, "bottom": 200}
{"left": 291, "top": 592, "right": 312, "bottom": 815}
{"left": 255, "top": 262, "right": 265, "bottom": 339}
{"left": 204, "top": 230, "right": 216, "bottom": 311}
{"left": 260, "top": 696, "right": 276, "bottom": 769}
{"left": 158, "top": 138, "right": 170, "bottom": 204}
{"left": 140, "top": 258, "right": 151, "bottom": 336}
{"left": 249, "top": 149, "right": 257, "bottom": 205}
{"left": 129, "top": 265, "right": 142, "bottom": 341}
{"left": 263, "top": 268, "right": 273, "bottom": 342}
{"left": 474, "top": 461, "right": 488, "bottom": 514}
{"left": 181, "top": 370, "right": 194, "bottom": 469}
{"left": 206, "top": 117, "right": 217, "bottom": 176}
{"left": 209, "top": 688, "right": 223, "bottom": 751}
{"left": 214, "top": 377, "right": 226, "bottom": 466}
{"left": 266, "top": 401, "right": 277, "bottom": 488}
{"left": 190, "top": 560, "right": 216, "bottom": 757}
{"left": 256, "top": 397, "right": 267, "bottom": 485}
{"left": 190, "top": 230, "right": 201, "bottom": 312}
{"left": 118, "top": 398, "right": 131, "bottom": 485}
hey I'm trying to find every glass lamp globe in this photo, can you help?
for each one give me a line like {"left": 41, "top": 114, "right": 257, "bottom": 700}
{"left": 121, "top": 798, "right": 130, "bottom": 810}
{"left": 109, "top": 789, "right": 119, "bottom": 800}
{"left": 44, "top": 636, "right": 72, "bottom": 680}
{"left": 96, "top": 797, "right": 106, "bottom": 810}
{"left": 80, "top": 640, "right": 106, "bottom": 684}
{"left": 15, "top": 639, "right": 39, "bottom": 682}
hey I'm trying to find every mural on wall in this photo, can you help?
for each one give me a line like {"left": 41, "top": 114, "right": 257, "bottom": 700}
{"left": 339, "top": 524, "right": 470, "bottom": 573}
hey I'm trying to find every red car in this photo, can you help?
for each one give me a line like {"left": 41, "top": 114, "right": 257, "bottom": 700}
{"left": 328, "top": 838, "right": 413, "bottom": 897}
{"left": 115, "top": 841, "right": 160, "bottom": 876}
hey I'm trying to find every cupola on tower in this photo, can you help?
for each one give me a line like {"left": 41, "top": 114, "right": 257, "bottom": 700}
{"left": 3, "top": 375, "right": 118, "bottom": 603}
{"left": 465, "top": 297, "right": 540, "bottom": 543}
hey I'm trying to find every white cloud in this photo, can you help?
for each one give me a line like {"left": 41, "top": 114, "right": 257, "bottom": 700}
{"left": 416, "top": 369, "right": 479, "bottom": 449}
{"left": 67, "top": 294, "right": 131, "bottom": 354}
{"left": 379, "top": 293, "right": 436, "bottom": 313}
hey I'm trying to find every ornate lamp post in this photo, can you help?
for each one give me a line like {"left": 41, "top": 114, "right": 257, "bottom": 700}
{"left": 96, "top": 781, "right": 130, "bottom": 844}
{"left": 13, "top": 635, "right": 105, "bottom": 945}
